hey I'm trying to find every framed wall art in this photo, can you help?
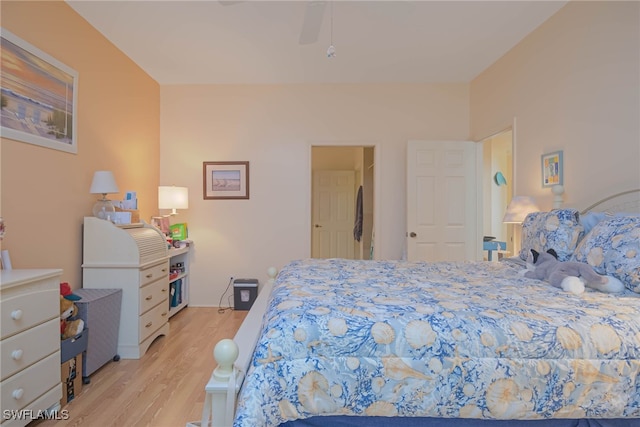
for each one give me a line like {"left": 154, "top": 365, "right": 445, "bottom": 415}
{"left": 203, "top": 161, "right": 250, "bottom": 200}
{"left": 541, "top": 150, "right": 563, "bottom": 188}
{"left": 0, "top": 28, "right": 78, "bottom": 154}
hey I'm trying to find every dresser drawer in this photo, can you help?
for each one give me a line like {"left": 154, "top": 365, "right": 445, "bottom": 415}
{"left": 1, "top": 289, "right": 58, "bottom": 340}
{"left": 0, "top": 384, "right": 61, "bottom": 427}
{"left": 140, "top": 279, "right": 169, "bottom": 314}
{"left": 1, "top": 318, "right": 59, "bottom": 381}
{"left": 139, "top": 261, "right": 169, "bottom": 288}
{"left": 139, "top": 301, "right": 168, "bottom": 343}
{"left": 0, "top": 351, "right": 60, "bottom": 413}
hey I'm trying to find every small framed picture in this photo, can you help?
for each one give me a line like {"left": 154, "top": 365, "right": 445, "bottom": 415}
{"left": 541, "top": 150, "right": 563, "bottom": 188}
{"left": 151, "top": 216, "right": 170, "bottom": 235}
{"left": 203, "top": 161, "right": 249, "bottom": 200}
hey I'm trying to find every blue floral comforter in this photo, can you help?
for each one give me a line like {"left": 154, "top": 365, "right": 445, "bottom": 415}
{"left": 234, "top": 259, "right": 640, "bottom": 426}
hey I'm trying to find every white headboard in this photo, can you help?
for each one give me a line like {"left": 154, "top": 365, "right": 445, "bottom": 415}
{"left": 580, "top": 189, "right": 640, "bottom": 215}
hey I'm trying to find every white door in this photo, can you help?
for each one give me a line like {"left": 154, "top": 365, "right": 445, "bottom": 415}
{"left": 406, "top": 140, "right": 480, "bottom": 262}
{"left": 312, "top": 170, "right": 356, "bottom": 259}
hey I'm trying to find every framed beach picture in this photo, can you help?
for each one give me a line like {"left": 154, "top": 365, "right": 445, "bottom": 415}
{"left": 0, "top": 28, "right": 78, "bottom": 154}
{"left": 541, "top": 150, "right": 563, "bottom": 188}
{"left": 203, "top": 161, "right": 250, "bottom": 200}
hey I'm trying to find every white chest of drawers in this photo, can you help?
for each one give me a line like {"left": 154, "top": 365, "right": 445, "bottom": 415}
{"left": 82, "top": 217, "right": 170, "bottom": 359}
{"left": 1, "top": 269, "right": 62, "bottom": 426}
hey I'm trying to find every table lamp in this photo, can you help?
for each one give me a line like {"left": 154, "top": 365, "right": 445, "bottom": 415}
{"left": 503, "top": 196, "right": 539, "bottom": 224}
{"left": 90, "top": 171, "right": 119, "bottom": 220}
{"left": 159, "top": 186, "right": 189, "bottom": 215}
{"left": 503, "top": 195, "right": 539, "bottom": 255}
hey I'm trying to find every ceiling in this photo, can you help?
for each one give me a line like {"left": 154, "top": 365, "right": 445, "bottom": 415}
{"left": 66, "top": 0, "right": 568, "bottom": 85}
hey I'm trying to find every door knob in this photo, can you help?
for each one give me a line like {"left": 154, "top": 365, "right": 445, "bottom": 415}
{"left": 315, "top": 224, "right": 322, "bottom": 228}
{"left": 409, "top": 232, "right": 417, "bottom": 238}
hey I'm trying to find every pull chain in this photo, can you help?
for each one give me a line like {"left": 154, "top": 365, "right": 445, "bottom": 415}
{"left": 327, "top": 1, "right": 336, "bottom": 58}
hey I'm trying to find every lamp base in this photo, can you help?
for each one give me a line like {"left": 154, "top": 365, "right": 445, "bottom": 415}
{"left": 93, "top": 198, "right": 116, "bottom": 220}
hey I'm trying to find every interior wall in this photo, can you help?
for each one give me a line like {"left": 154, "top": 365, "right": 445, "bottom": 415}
{"left": 160, "top": 83, "right": 469, "bottom": 306}
{"left": 0, "top": 1, "right": 160, "bottom": 288}
{"left": 312, "top": 146, "right": 361, "bottom": 170}
{"left": 311, "top": 146, "right": 363, "bottom": 259}
{"left": 471, "top": 1, "right": 640, "bottom": 210}
{"left": 490, "top": 132, "right": 512, "bottom": 243}
{"left": 311, "top": 145, "right": 374, "bottom": 259}
{"left": 363, "top": 147, "right": 374, "bottom": 259}
{"left": 482, "top": 131, "right": 512, "bottom": 247}
{"left": 482, "top": 140, "right": 492, "bottom": 240}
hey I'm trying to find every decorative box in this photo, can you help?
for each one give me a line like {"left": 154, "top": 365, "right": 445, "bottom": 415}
{"left": 170, "top": 223, "right": 188, "bottom": 241}
{"left": 61, "top": 354, "right": 83, "bottom": 405}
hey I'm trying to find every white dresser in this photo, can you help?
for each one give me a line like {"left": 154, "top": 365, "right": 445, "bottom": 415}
{"left": 1, "top": 269, "right": 62, "bottom": 426}
{"left": 82, "top": 217, "right": 170, "bottom": 359}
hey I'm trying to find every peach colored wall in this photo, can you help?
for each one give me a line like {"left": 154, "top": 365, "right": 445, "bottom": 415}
{"left": 471, "top": 1, "right": 640, "bottom": 210}
{"left": 1, "top": 1, "right": 160, "bottom": 288}
{"left": 160, "top": 84, "right": 469, "bottom": 306}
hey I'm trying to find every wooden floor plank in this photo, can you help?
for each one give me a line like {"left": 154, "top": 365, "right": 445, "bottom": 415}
{"left": 31, "top": 307, "right": 246, "bottom": 427}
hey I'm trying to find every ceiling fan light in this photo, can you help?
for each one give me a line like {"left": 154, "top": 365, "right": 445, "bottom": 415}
{"left": 327, "top": 44, "right": 336, "bottom": 58}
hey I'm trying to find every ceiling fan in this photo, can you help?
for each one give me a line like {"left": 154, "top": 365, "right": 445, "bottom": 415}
{"left": 219, "top": 0, "right": 328, "bottom": 45}
{"left": 298, "top": 1, "right": 328, "bottom": 45}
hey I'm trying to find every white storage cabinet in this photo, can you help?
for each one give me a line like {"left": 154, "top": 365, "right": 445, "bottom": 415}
{"left": 82, "top": 217, "right": 170, "bottom": 359}
{"left": 168, "top": 246, "right": 190, "bottom": 317}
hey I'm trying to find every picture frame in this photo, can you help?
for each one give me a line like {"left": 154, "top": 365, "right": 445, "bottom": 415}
{"left": 541, "top": 150, "right": 563, "bottom": 188}
{"left": 203, "top": 161, "right": 250, "bottom": 200}
{"left": 151, "top": 216, "right": 170, "bottom": 235}
{"left": 0, "top": 28, "right": 78, "bottom": 154}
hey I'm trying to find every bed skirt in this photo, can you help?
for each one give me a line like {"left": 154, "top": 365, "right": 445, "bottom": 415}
{"left": 280, "top": 416, "right": 637, "bottom": 427}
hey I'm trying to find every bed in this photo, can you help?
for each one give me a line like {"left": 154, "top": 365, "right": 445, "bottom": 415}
{"left": 194, "top": 189, "right": 640, "bottom": 427}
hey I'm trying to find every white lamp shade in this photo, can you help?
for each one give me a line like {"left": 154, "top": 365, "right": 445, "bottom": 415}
{"left": 90, "top": 171, "right": 119, "bottom": 194}
{"left": 503, "top": 196, "right": 539, "bottom": 223}
{"left": 159, "top": 186, "right": 189, "bottom": 211}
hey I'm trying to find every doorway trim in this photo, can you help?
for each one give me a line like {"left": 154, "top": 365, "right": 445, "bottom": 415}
{"left": 477, "top": 118, "right": 517, "bottom": 191}
{"left": 307, "top": 141, "right": 382, "bottom": 260}
{"left": 478, "top": 118, "right": 517, "bottom": 257}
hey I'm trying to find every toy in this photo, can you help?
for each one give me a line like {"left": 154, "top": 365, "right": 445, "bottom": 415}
{"left": 521, "top": 249, "right": 624, "bottom": 295}
{"left": 60, "top": 282, "right": 81, "bottom": 301}
{"left": 60, "top": 295, "right": 85, "bottom": 340}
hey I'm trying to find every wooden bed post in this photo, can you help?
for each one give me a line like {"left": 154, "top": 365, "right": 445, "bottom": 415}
{"left": 199, "top": 339, "right": 240, "bottom": 427}
{"left": 191, "top": 267, "right": 278, "bottom": 427}
{"left": 552, "top": 184, "right": 564, "bottom": 209}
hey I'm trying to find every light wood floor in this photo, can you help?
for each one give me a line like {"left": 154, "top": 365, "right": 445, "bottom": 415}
{"left": 32, "top": 307, "right": 246, "bottom": 427}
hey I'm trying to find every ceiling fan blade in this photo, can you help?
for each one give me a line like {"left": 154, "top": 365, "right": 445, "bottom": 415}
{"left": 299, "top": 0, "right": 327, "bottom": 45}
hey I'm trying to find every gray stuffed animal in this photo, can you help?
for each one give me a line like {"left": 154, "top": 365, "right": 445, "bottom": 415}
{"left": 521, "top": 249, "right": 624, "bottom": 294}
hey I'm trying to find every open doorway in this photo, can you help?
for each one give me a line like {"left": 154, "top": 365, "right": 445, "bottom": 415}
{"left": 311, "top": 146, "right": 374, "bottom": 259}
{"left": 481, "top": 129, "right": 514, "bottom": 258}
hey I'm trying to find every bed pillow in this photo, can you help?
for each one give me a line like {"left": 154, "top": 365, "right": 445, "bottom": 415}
{"left": 580, "top": 211, "right": 640, "bottom": 236}
{"left": 572, "top": 216, "right": 640, "bottom": 293}
{"left": 580, "top": 211, "right": 609, "bottom": 235}
{"left": 519, "top": 209, "right": 584, "bottom": 262}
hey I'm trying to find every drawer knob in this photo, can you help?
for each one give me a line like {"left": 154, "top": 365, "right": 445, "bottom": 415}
{"left": 11, "top": 349, "right": 23, "bottom": 360}
{"left": 162, "top": 288, "right": 167, "bottom": 292}
{"left": 145, "top": 295, "right": 153, "bottom": 301}
{"left": 146, "top": 273, "right": 153, "bottom": 279}
{"left": 11, "top": 309, "right": 23, "bottom": 320}
{"left": 13, "top": 388, "right": 24, "bottom": 400}
{"left": 145, "top": 322, "right": 153, "bottom": 328}
{"left": 161, "top": 312, "right": 167, "bottom": 317}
